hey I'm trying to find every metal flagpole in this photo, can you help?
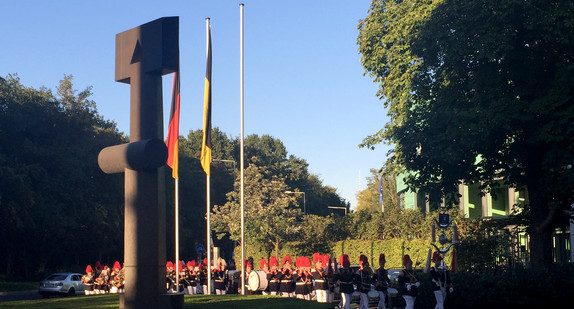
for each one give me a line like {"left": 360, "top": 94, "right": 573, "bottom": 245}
{"left": 205, "top": 17, "right": 212, "bottom": 296}
{"left": 206, "top": 173, "right": 211, "bottom": 294}
{"left": 239, "top": 3, "right": 245, "bottom": 295}
{"left": 175, "top": 177, "right": 180, "bottom": 293}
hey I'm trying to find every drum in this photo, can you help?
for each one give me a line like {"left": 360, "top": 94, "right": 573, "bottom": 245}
{"left": 387, "top": 287, "right": 398, "bottom": 296}
{"left": 248, "top": 270, "right": 268, "bottom": 291}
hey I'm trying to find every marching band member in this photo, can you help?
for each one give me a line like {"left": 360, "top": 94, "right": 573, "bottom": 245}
{"left": 259, "top": 258, "right": 269, "bottom": 295}
{"left": 354, "top": 255, "right": 372, "bottom": 309}
{"left": 430, "top": 252, "right": 453, "bottom": 309}
{"left": 398, "top": 254, "right": 419, "bottom": 309}
{"left": 184, "top": 260, "right": 198, "bottom": 294}
{"left": 214, "top": 257, "right": 229, "bottom": 295}
{"left": 82, "top": 265, "right": 94, "bottom": 295}
{"left": 94, "top": 261, "right": 103, "bottom": 278}
{"left": 312, "top": 253, "right": 329, "bottom": 303}
{"left": 177, "top": 260, "right": 186, "bottom": 293}
{"left": 109, "top": 261, "right": 124, "bottom": 294}
{"left": 266, "top": 256, "right": 280, "bottom": 295}
{"left": 199, "top": 259, "right": 209, "bottom": 295}
{"left": 293, "top": 256, "right": 309, "bottom": 300}
{"left": 326, "top": 255, "right": 336, "bottom": 303}
{"left": 278, "top": 254, "right": 295, "bottom": 297}
{"left": 166, "top": 261, "right": 176, "bottom": 293}
{"left": 244, "top": 260, "right": 255, "bottom": 295}
{"left": 304, "top": 257, "right": 313, "bottom": 301}
{"left": 372, "top": 254, "right": 391, "bottom": 309}
{"left": 335, "top": 254, "right": 354, "bottom": 309}
{"left": 95, "top": 265, "right": 110, "bottom": 294}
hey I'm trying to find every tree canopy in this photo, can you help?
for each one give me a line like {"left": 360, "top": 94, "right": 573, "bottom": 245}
{"left": 358, "top": 0, "right": 574, "bottom": 265}
{"left": 0, "top": 74, "right": 125, "bottom": 278}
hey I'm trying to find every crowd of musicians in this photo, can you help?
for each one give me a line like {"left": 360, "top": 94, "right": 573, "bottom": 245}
{"left": 81, "top": 251, "right": 453, "bottom": 309}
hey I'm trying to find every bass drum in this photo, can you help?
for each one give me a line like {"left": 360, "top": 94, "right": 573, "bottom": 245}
{"left": 248, "top": 270, "right": 268, "bottom": 291}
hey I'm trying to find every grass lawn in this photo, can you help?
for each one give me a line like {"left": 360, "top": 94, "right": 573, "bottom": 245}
{"left": 0, "top": 294, "right": 336, "bottom": 309}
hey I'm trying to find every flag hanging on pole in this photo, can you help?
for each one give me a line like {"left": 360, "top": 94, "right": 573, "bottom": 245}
{"left": 201, "top": 25, "right": 212, "bottom": 176}
{"left": 378, "top": 175, "right": 384, "bottom": 210}
{"left": 166, "top": 71, "right": 180, "bottom": 179}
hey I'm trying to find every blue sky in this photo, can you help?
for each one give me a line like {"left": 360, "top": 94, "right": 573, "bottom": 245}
{"left": 1, "top": 0, "right": 390, "bottom": 208}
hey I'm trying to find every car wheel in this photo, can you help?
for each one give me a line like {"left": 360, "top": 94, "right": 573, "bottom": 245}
{"left": 41, "top": 293, "right": 50, "bottom": 299}
{"left": 67, "top": 287, "right": 75, "bottom": 296}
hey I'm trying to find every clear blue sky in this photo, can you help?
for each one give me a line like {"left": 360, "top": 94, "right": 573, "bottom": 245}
{"left": 1, "top": 0, "right": 390, "bottom": 208}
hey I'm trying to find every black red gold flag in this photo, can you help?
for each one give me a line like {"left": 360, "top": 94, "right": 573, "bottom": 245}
{"left": 201, "top": 26, "right": 212, "bottom": 176}
{"left": 166, "top": 71, "right": 180, "bottom": 179}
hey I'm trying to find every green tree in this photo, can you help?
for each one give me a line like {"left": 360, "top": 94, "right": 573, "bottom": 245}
{"left": 211, "top": 164, "right": 301, "bottom": 258}
{"left": 0, "top": 74, "right": 124, "bottom": 279}
{"left": 358, "top": 0, "right": 574, "bottom": 266}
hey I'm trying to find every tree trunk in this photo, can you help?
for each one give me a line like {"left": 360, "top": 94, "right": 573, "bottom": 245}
{"left": 527, "top": 182, "right": 554, "bottom": 267}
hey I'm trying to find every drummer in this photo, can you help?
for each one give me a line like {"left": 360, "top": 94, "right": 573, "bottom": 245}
{"left": 259, "top": 258, "right": 269, "bottom": 295}
{"left": 372, "top": 253, "right": 392, "bottom": 309}
{"left": 244, "top": 260, "right": 255, "bottom": 295}
{"left": 266, "top": 256, "right": 280, "bottom": 295}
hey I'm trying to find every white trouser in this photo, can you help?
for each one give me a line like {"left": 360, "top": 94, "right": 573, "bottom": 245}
{"left": 341, "top": 293, "right": 352, "bottom": 309}
{"left": 377, "top": 290, "right": 387, "bottom": 309}
{"left": 315, "top": 289, "right": 327, "bottom": 303}
{"left": 434, "top": 290, "right": 446, "bottom": 309}
{"left": 403, "top": 295, "right": 416, "bottom": 309}
{"left": 359, "top": 293, "right": 369, "bottom": 309}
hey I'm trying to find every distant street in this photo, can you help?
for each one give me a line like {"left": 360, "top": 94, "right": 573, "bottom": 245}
{"left": 0, "top": 290, "right": 42, "bottom": 302}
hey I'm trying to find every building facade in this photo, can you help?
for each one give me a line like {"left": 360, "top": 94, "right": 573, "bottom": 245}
{"left": 396, "top": 177, "right": 572, "bottom": 265}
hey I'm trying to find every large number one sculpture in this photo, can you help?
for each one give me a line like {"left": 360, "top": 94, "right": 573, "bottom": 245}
{"left": 98, "top": 17, "right": 182, "bottom": 309}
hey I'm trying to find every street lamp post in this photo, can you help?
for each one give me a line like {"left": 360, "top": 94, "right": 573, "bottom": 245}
{"left": 286, "top": 190, "right": 306, "bottom": 214}
{"left": 328, "top": 206, "right": 347, "bottom": 216}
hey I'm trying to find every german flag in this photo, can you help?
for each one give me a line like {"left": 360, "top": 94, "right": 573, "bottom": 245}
{"left": 200, "top": 25, "right": 212, "bottom": 176}
{"left": 166, "top": 71, "right": 180, "bottom": 179}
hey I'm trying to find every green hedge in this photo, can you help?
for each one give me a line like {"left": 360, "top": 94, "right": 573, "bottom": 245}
{"left": 331, "top": 238, "right": 451, "bottom": 269}
{"left": 235, "top": 238, "right": 456, "bottom": 270}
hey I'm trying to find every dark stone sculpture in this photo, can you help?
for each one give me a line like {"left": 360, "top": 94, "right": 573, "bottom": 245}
{"left": 98, "top": 17, "right": 182, "bottom": 309}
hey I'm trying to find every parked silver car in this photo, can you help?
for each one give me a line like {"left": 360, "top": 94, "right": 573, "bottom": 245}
{"left": 38, "top": 273, "right": 84, "bottom": 298}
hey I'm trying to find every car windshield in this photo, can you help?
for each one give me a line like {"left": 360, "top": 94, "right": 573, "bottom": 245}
{"left": 45, "top": 274, "right": 68, "bottom": 281}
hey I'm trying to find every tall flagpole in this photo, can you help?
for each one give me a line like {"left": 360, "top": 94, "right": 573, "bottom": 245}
{"left": 175, "top": 176, "right": 180, "bottom": 292}
{"left": 205, "top": 17, "right": 212, "bottom": 296}
{"left": 167, "top": 70, "right": 181, "bottom": 294}
{"left": 239, "top": 3, "right": 245, "bottom": 295}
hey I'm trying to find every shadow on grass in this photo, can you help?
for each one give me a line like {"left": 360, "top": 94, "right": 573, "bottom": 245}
{"left": 0, "top": 294, "right": 335, "bottom": 309}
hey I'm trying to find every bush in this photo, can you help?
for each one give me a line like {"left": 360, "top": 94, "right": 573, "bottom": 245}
{"left": 448, "top": 264, "right": 574, "bottom": 308}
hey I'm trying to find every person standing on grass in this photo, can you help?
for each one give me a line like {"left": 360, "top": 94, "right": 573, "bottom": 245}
{"left": 398, "top": 255, "right": 419, "bottom": 309}
{"left": 335, "top": 254, "right": 354, "bottom": 309}
{"left": 372, "top": 254, "right": 391, "bottom": 309}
